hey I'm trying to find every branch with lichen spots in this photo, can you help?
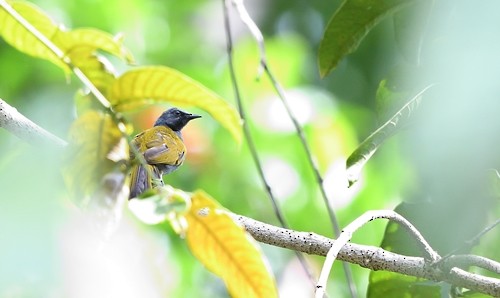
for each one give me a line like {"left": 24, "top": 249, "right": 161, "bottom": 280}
{"left": 231, "top": 213, "right": 500, "bottom": 297}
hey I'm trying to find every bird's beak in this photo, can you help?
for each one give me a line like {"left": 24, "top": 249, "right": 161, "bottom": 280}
{"left": 188, "top": 113, "right": 202, "bottom": 120}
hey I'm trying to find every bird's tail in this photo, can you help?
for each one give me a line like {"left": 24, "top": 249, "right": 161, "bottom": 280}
{"left": 129, "top": 164, "right": 163, "bottom": 199}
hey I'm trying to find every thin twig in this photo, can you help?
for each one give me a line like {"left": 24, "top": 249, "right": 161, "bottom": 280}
{"left": 222, "top": 0, "right": 317, "bottom": 287}
{"left": 230, "top": 1, "right": 357, "bottom": 296}
{"left": 435, "top": 218, "right": 500, "bottom": 265}
{"left": 446, "top": 255, "right": 500, "bottom": 274}
{"left": 231, "top": 213, "right": 500, "bottom": 297}
{"left": 231, "top": 0, "right": 342, "bottom": 236}
{"left": 315, "top": 210, "right": 441, "bottom": 297}
{"left": 0, "top": 98, "right": 67, "bottom": 147}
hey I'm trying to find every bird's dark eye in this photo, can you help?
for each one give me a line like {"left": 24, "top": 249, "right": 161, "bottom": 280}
{"left": 175, "top": 110, "right": 181, "bottom": 115}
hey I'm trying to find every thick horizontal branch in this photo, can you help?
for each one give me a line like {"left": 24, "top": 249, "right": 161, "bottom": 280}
{"left": 0, "top": 98, "right": 66, "bottom": 147}
{"left": 232, "top": 214, "right": 500, "bottom": 297}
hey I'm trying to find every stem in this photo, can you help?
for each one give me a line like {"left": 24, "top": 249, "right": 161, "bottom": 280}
{"left": 222, "top": 0, "right": 317, "bottom": 287}
{"left": 230, "top": 1, "right": 357, "bottom": 296}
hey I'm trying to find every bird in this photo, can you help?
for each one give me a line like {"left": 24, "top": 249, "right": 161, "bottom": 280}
{"left": 128, "top": 107, "right": 201, "bottom": 199}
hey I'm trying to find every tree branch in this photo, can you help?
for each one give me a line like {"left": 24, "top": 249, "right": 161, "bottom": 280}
{"left": 0, "top": 98, "right": 67, "bottom": 147}
{"left": 231, "top": 213, "right": 500, "bottom": 297}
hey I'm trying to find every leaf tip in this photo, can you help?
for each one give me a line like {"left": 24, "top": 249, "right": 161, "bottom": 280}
{"left": 317, "top": 53, "right": 336, "bottom": 79}
{"left": 319, "top": 67, "right": 328, "bottom": 79}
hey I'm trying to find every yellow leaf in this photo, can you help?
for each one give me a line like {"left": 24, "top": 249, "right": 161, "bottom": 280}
{"left": 0, "top": 1, "right": 63, "bottom": 69}
{"left": 109, "top": 66, "right": 242, "bottom": 144}
{"left": 55, "top": 28, "right": 134, "bottom": 64}
{"left": 185, "top": 191, "right": 277, "bottom": 298}
{"left": 52, "top": 28, "right": 133, "bottom": 93}
{"left": 69, "top": 50, "right": 117, "bottom": 95}
{"left": 0, "top": 1, "right": 132, "bottom": 92}
{"left": 62, "top": 111, "right": 128, "bottom": 203}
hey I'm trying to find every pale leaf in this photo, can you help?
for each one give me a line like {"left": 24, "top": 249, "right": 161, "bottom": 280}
{"left": 62, "top": 111, "right": 128, "bottom": 203}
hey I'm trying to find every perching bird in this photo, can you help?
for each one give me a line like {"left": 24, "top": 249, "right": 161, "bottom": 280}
{"left": 129, "top": 108, "right": 201, "bottom": 199}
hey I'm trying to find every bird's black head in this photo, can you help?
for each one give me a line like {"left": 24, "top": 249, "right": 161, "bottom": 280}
{"left": 154, "top": 108, "right": 201, "bottom": 131}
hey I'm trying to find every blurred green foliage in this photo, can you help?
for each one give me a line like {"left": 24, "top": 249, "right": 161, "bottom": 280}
{"left": 2, "top": 0, "right": 498, "bottom": 297}
{"left": 0, "top": 0, "right": 413, "bottom": 297}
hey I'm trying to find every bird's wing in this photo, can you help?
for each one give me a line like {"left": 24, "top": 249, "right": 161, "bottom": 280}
{"left": 129, "top": 163, "right": 163, "bottom": 199}
{"left": 141, "top": 127, "right": 186, "bottom": 166}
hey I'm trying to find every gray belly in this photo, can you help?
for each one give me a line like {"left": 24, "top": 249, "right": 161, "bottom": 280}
{"left": 156, "top": 164, "right": 180, "bottom": 175}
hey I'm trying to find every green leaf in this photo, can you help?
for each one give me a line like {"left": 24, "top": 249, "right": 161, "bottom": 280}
{"left": 318, "top": 0, "right": 415, "bottom": 77}
{"left": 368, "top": 270, "right": 441, "bottom": 298}
{"left": 109, "top": 66, "right": 243, "bottom": 144}
{"left": 62, "top": 111, "right": 128, "bottom": 203}
{"left": 375, "top": 65, "right": 420, "bottom": 122}
{"left": 346, "top": 84, "right": 432, "bottom": 186}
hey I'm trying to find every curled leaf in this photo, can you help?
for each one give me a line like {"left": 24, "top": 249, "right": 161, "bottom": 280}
{"left": 109, "top": 66, "right": 242, "bottom": 143}
{"left": 346, "top": 84, "right": 433, "bottom": 186}
{"left": 185, "top": 191, "right": 277, "bottom": 298}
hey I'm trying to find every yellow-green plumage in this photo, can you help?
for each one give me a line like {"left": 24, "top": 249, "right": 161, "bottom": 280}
{"left": 132, "top": 126, "right": 186, "bottom": 168}
{"left": 128, "top": 108, "right": 200, "bottom": 199}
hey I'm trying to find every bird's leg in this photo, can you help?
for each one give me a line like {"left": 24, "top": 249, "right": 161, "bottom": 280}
{"left": 151, "top": 166, "right": 164, "bottom": 189}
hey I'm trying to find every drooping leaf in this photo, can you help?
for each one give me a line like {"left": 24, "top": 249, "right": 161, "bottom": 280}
{"left": 185, "top": 191, "right": 277, "bottom": 298}
{"left": 346, "top": 84, "right": 432, "bottom": 186}
{"left": 62, "top": 111, "right": 128, "bottom": 203}
{"left": 109, "top": 66, "right": 242, "bottom": 144}
{"left": 318, "top": 0, "right": 415, "bottom": 77}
